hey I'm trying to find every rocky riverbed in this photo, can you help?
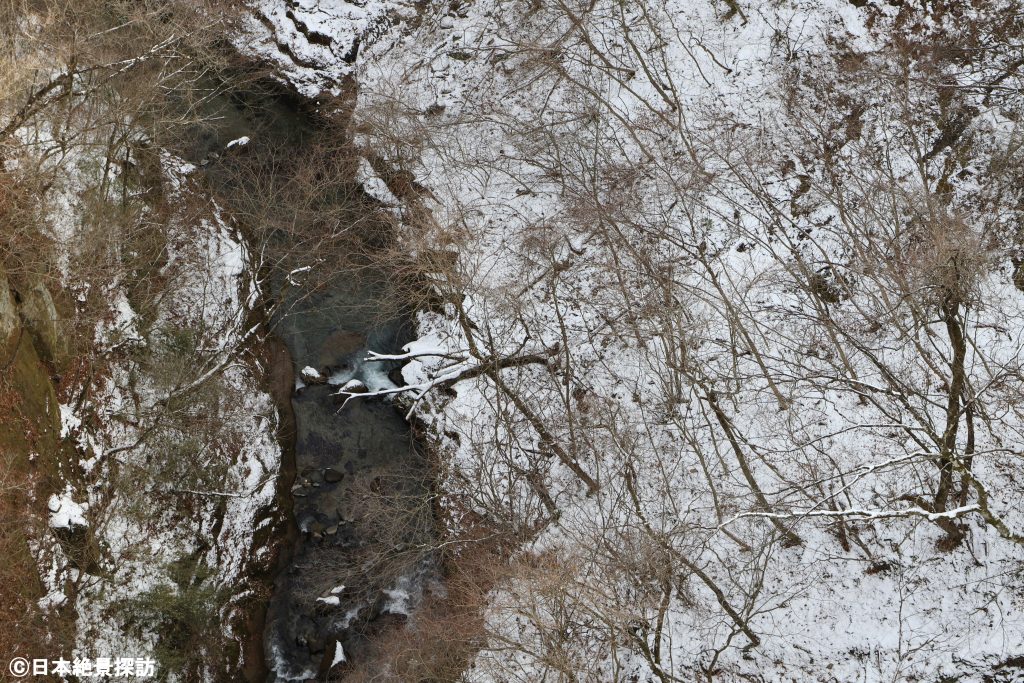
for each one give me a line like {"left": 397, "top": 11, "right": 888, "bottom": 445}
{"left": 177, "top": 74, "right": 437, "bottom": 681}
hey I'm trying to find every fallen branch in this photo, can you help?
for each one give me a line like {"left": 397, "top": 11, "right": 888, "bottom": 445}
{"left": 334, "top": 346, "right": 559, "bottom": 413}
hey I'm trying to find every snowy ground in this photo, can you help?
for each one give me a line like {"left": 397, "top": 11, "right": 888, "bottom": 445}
{"left": 249, "top": 1, "right": 1024, "bottom": 681}
{"left": 36, "top": 141, "right": 281, "bottom": 677}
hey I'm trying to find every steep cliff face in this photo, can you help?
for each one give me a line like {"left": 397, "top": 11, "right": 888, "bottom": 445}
{"left": 0, "top": 266, "right": 19, "bottom": 356}
{"left": 2, "top": 102, "right": 284, "bottom": 680}
{"left": 0, "top": 268, "right": 66, "bottom": 460}
{"left": 0, "top": 264, "right": 70, "bottom": 493}
{"left": 15, "top": 274, "right": 66, "bottom": 365}
{"left": 0, "top": 263, "right": 78, "bottom": 659}
{"left": 2, "top": 4, "right": 297, "bottom": 678}
{"left": 49, "top": 155, "right": 284, "bottom": 678}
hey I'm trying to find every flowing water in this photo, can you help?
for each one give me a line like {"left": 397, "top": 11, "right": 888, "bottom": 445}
{"left": 177, "top": 76, "right": 436, "bottom": 681}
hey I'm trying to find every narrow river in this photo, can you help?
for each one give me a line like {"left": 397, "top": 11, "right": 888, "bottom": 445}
{"left": 177, "top": 75, "right": 437, "bottom": 681}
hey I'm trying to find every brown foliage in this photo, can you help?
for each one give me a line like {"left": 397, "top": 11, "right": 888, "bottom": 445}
{"left": 331, "top": 523, "right": 509, "bottom": 683}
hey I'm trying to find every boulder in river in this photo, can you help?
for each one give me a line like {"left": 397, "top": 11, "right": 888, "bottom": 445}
{"left": 300, "top": 366, "right": 327, "bottom": 384}
{"left": 339, "top": 379, "right": 368, "bottom": 394}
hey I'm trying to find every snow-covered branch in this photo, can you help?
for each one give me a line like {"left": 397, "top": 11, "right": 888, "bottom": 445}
{"left": 721, "top": 504, "right": 981, "bottom": 529}
{"left": 335, "top": 345, "right": 559, "bottom": 415}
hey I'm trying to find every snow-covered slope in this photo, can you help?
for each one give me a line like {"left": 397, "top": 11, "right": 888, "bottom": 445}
{"left": 36, "top": 141, "right": 281, "bottom": 676}
{"left": 251, "top": 1, "right": 1024, "bottom": 680}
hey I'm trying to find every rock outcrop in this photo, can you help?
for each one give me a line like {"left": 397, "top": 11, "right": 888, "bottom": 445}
{"left": 0, "top": 266, "right": 20, "bottom": 360}
{"left": 16, "top": 275, "right": 65, "bottom": 364}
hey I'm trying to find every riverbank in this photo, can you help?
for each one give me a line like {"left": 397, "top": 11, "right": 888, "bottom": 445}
{"left": 180, "top": 69, "right": 440, "bottom": 680}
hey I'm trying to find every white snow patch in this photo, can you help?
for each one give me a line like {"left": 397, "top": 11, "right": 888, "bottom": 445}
{"left": 59, "top": 403, "right": 81, "bottom": 439}
{"left": 330, "top": 642, "right": 346, "bottom": 667}
{"left": 48, "top": 491, "right": 88, "bottom": 530}
{"left": 301, "top": 366, "right": 325, "bottom": 383}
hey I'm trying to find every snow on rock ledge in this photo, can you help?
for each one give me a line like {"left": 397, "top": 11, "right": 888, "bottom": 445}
{"left": 48, "top": 491, "right": 88, "bottom": 530}
{"left": 301, "top": 365, "right": 327, "bottom": 384}
{"left": 240, "top": 0, "right": 410, "bottom": 97}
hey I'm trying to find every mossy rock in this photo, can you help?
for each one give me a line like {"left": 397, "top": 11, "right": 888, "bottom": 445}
{"left": 0, "top": 268, "right": 19, "bottom": 359}
{"left": 0, "top": 326, "right": 62, "bottom": 464}
{"left": 15, "top": 276, "right": 67, "bottom": 366}
{"left": 0, "top": 287, "right": 79, "bottom": 654}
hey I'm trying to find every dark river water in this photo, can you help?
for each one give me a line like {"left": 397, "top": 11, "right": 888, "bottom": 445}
{"left": 177, "top": 76, "right": 437, "bottom": 681}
